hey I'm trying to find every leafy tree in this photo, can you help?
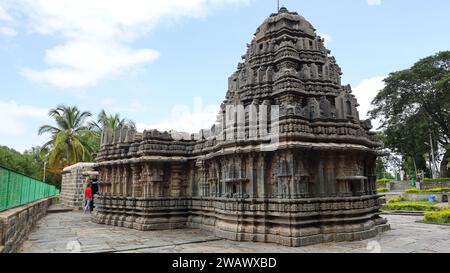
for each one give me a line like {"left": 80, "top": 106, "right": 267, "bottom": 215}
{"left": 0, "top": 145, "right": 61, "bottom": 188}
{"left": 89, "top": 109, "right": 136, "bottom": 134}
{"left": 38, "top": 105, "right": 96, "bottom": 171}
{"left": 0, "top": 145, "right": 37, "bottom": 176}
{"left": 375, "top": 158, "right": 393, "bottom": 179}
{"left": 371, "top": 51, "right": 450, "bottom": 178}
{"left": 23, "top": 146, "right": 62, "bottom": 188}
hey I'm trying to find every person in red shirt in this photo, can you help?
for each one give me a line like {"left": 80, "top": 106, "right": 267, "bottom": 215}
{"left": 84, "top": 183, "right": 92, "bottom": 214}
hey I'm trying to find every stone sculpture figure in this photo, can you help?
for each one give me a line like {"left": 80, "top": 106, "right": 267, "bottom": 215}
{"left": 319, "top": 96, "right": 331, "bottom": 118}
{"left": 301, "top": 64, "right": 310, "bottom": 80}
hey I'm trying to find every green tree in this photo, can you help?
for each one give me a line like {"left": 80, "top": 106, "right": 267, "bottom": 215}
{"left": 371, "top": 51, "right": 450, "bottom": 178}
{"left": 89, "top": 109, "right": 136, "bottom": 134}
{"left": 0, "top": 145, "right": 38, "bottom": 176}
{"left": 87, "top": 110, "right": 136, "bottom": 153}
{"left": 38, "top": 105, "right": 96, "bottom": 171}
{"left": 0, "top": 145, "right": 61, "bottom": 188}
{"left": 23, "top": 146, "right": 62, "bottom": 188}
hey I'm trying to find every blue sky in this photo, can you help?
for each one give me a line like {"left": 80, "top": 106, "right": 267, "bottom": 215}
{"left": 0, "top": 0, "right": 449, "bottom": 152}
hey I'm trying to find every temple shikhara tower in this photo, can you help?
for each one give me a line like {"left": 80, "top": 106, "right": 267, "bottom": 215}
{"left": 93, "top": 7, "right": 389, "bottom": 247}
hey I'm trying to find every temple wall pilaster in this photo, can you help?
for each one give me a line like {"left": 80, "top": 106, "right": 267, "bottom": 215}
{"left": 131, "top": 164, "right": 142, "bottom": 198}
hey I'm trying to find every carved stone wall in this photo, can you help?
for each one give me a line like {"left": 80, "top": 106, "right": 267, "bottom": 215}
{"left": 61, "top": 163, "right": 97, "bottom": 209}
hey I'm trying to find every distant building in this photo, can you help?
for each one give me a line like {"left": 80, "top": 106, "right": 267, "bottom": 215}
{"left": 61, "top": 163, "right": 98, "bottom": 209}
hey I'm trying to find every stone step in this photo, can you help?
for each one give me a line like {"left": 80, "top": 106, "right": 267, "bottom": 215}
{"left": 47, "top": 205, "right": 74, "bottom": 214}
{"left": 381, "top": 211, "right": 424, "bottom": 216}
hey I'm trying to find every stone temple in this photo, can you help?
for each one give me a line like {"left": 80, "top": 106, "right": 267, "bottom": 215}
{"left": 93, "top": 7, "right": 390, "bottom": 247}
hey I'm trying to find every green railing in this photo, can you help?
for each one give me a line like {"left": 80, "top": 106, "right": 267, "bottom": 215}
{"left": 0, "top": 166, "right": 60, "bottom": 212}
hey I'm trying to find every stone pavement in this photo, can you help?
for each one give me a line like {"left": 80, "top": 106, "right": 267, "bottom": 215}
{"left": 19, "top": 212, "right": 450, "bottom": 253}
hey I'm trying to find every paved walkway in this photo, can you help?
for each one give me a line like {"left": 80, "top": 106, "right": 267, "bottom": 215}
{"left": 19, "top": 212, "right": 450, "bottom": 253}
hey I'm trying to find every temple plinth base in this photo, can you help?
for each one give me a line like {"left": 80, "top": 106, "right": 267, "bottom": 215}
{"left": 92, "top": 194, "right": 390, "bottom": 247}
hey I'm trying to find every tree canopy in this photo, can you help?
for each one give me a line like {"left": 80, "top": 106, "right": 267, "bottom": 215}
{"left": 36, "top": 106, "right": 136, "bottom": 173}
{"left": 89, "top": 109, "right": 136, "bottom": 134}
{"left": 371, "top": 51, "right": 450, "bottom": 178}
{"left": 0, "top": 145, "right": 61, "bottom": 188}
{"left": 38, "top": 105, "right": 97, "bottom": 170}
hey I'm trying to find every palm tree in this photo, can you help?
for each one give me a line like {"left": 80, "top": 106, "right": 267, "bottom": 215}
{"left": 89, "top": 109, "right": 136, "bottom": 133}
{"left": 38, "top": 105, "right": 96, "bottom": 170}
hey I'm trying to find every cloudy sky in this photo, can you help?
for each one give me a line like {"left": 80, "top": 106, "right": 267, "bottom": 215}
{"left": 0, "top": 0, "right": 449, "bottom": 152}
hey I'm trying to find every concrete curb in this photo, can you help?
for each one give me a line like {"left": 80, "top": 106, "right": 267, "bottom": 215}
{"left": 381, "top": 211, "right": 424, "bottom": 216}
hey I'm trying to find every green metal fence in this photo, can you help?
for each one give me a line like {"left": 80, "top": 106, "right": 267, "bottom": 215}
{"left": 0, "top": 166, "right": 59, "bottom": 212}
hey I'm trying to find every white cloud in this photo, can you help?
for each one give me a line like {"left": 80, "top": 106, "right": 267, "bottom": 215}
{"left": 137, "top": 111, "right": 218, "bottom": 134}
{"left": 0, "top": 4, "right": 12, "bottom": 21}
{"left": 352, "top": 76, "right": 386, "bottom": 129}
{"left": 22, "top": 42, "right": 159, "bottom": 88}
{"left": 100, "top": 98, "right": 116, "bottom": 108}
{"left": 317, "top": 33, "right": 332, "bottom": 46}
{"left": 367, "top": 0, "right": 382, "bottom": 6}
{"left": 137, "top": 97, "right": 219, "bottom": 134}
{"left": 0, "top": 100, "right": 50, "bottom": 136}
{"left": 100, "top": 98, "right": 144, "bottom": 114}
{"left": 0, "top": 4, "right": 16, "bottom": 36}
{"left": 3, "top": 0, "right": 250, "bottom": 89}
{"left": 0, "top": 26, "right": 16, "bottom": 36}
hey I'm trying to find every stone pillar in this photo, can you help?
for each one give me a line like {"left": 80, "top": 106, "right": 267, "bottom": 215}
{"left": 286, "top": 151, "right": 295, "bottom": 199}
{"left": 317, "top": 157, "right": 326, "bottom": 197}
{"left": 151, "top": 166, "right": 164, "bottom": 197}
{"left": 115, "top": 166, "right": 121, "bottom": 195}
{"left": 102, "top": 166, "right": 108, "bottom": 194}
{"left": 98, "top": 166, "right": 106, "bottom": 194}
{"left": 108, "top": 166, "right": 114, "bottom": 195}
{"left": 127, "top": 165, "right": 133, "bottom": 197}
{"left": 108, "top": 166, "right": 114, "bottom": 194}
{"left": 367, "top": 155, "right": 377, "bottom": 195}
{"left": 197, "top": 161, "right": 208, "bottom": 197}
{"left": 122, "top": 165, "right": 129, "bottom": 197}
{"left": 336, "top": 155, "right": 349, "bottom": 196}
{"left": 170, "top": 164, "right": 184, "bottom": 197}
{"left": 247, "top": 154, "right": 257, "bottom": 198}
{"left": 208, "top": 162, "right": 219, "bottom": 197}
{"left": 325, "top": 153, "right": 336, "bottom": 196}
{"left": 117, "top": 165, "right": 123, "bottom": 196}
{"left": 131, "top": 164, "right": 142, "bottom": 198}
{"left": 141, "top": 163, "right": 152, "bottom": 198}
{"left": 221, "top": 161, "right": 227, "bottom": 197}
{"left": 237, "top": 156, "right": 244, "bottom": 196}
{"left": 295, "top": 157, "right": 311, "bottom": 198}
{"left": 351, "top": 158, "right": 364, "bottom": 195}
{"left": 248, "top": 103, "right": 258, "bottom": 140}
{"left": 189, "top": 161, "right": 197, "bottom": 197}
{"left": 216, "top": 162, "right": 222, "bottom": 197}
{"left": 236, "top": 104, "right": 245, "bottom": 141}
{"left": 257, "top": 154, "right": 267, "bottom": 198}
{"left": 112, "top": 166, "right": 119, "bottom": 195}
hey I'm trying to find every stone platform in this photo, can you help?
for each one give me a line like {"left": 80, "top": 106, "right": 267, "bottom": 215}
{"left": 19, "top": 212, "right": 450, "bottom": 253}
{"left": 93, "top": 195, "right": 389, "bottom": 247}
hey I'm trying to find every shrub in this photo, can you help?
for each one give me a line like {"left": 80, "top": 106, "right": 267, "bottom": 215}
{"left": 387, "top": 196, "right": 405, "bottom": 204}
{"left": 424, "top": 210, "right": 450, "bottom": 224}
{"left": 405, "top": 188, "right": 450, "bottom": 194}
{"left": 377, "top": 187, "right": 389, "bottom": 193}
{"left": 383, "top": 201, "right": 440, "bottom": 212}
{"left": 376, "top": 178, "right": 391, "bottom": 183}
{"left": 423, "top": 178, "right": 450, "bottom": 183}
{"left": 428, "top": 188, "right": 450, "bottom": 193}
